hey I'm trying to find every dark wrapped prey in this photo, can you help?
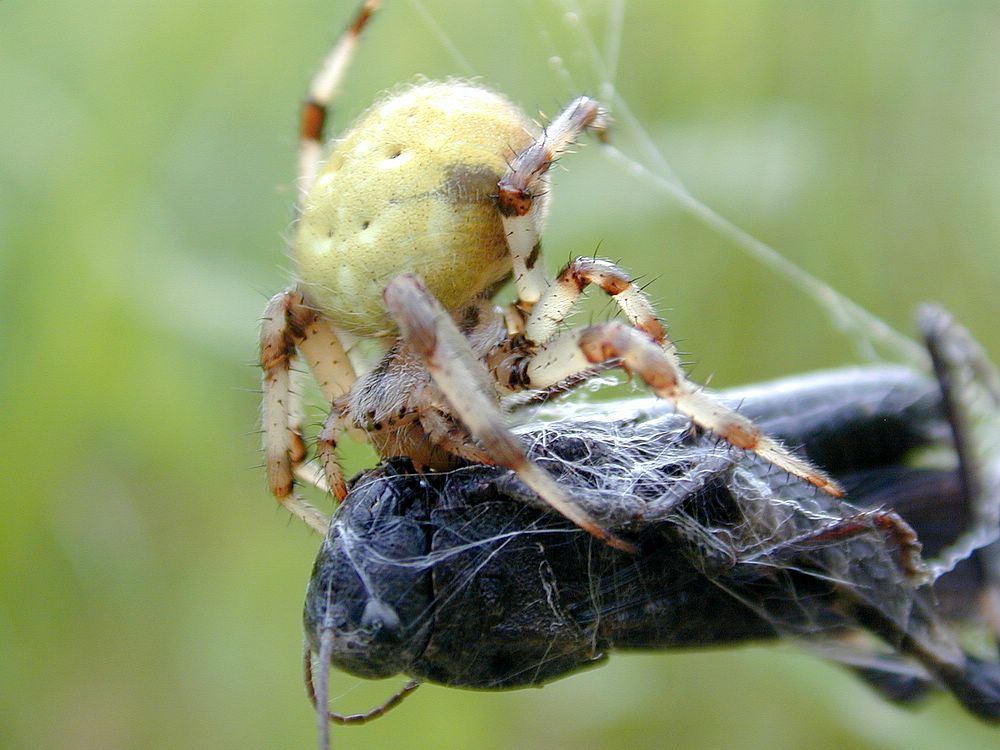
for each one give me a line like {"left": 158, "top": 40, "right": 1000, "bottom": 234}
{"left": 305, "top": 316, "right": 1000, "bottom": 722}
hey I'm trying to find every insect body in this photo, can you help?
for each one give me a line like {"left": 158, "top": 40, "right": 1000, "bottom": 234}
{"left": 305, "top": 359, "right": 1000, "bottom": 723}
{"left": 260, "top": 0, "right": 840, "bottom": 549}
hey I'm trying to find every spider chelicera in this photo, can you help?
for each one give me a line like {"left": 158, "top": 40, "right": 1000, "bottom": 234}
{"left": 259, "top": 0, "right": 842, "bottom": 551}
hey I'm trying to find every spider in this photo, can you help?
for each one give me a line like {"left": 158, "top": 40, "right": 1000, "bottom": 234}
{"left": 260, "top": 0, "right": 843, "bottom": 550}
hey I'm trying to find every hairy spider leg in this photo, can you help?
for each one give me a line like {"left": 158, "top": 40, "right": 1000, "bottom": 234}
{"left": 517, "top": 320, "right": 845, "bottom": 497}
{"left": 494, "top": 95, "right": 839, "bottom": 497}
{"left": 261, "top": 289, "right": 357, "bottom": 533}
{"left": 298, "top": 0, "right": 381, "bottom": 202}
{"left": 497, "top": 96, "right": 609, "bottom": 312}
{"left": 261, "top": 2, "right": 380, "bottom": 530}
{"left": 316, "top": 409, "right": 352, "bottom": 502}
{"left": 383, "top": 274, "right": 636, "bottom": 552}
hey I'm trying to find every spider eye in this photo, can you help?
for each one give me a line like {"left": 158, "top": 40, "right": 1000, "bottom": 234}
{"left": 361, "top": 599, "right": 402, "bottom": 642}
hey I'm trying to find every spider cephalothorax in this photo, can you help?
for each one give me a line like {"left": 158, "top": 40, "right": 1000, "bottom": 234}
{"left": 260, "top": 0, "right": 842, "bottom": 550}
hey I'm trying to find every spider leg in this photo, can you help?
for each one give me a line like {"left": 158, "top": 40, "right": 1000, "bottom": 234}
{"left": 418, "top": 409, "right": 499, "bottom": 465}
{"left": 298, "top": 0, "right": 380, "bottom": 204}
{"left": 294, "top": 461, "right": 331, "bottom": 494}
{"left": 383, "top": 275, "right": 635, "bottom": 552}
{"left": 261, "top": 288, "right": 358, "bottom": 531}
{"left": 517, "top": 320, "right": 844, "bottom": 497}
{"left": 316, "top": 409, "right": 351, "bottom": 502}
{"left": 498, "top": 97, "right": 609, "bottom": 309}
{"left": 526, "top": 256, "right": 666, "bottom": 344}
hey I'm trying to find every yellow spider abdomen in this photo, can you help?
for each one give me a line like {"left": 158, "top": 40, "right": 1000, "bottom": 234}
{"left": 295, "top": 81, "right": 537, "bottom": 335}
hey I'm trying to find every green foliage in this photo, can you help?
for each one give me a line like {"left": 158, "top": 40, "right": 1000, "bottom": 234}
{"left": 2, "top": 1, "right": 999, "bottom": 748}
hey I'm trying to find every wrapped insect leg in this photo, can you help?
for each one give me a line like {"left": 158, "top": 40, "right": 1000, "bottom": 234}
{"left": 782, "top": 308, "right": 1000, "bottom": 713}
{"left": 918, "top": 304, "right": 1000, "bottom": 616}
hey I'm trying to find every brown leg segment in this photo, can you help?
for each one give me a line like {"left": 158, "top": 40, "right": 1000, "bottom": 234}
{"left": 316, "top": 409, "right": 350, "bottom": 502}
{"left": 518, "top": 320, "right": 843, "bottom": 497}
{"left": 497, "top": 97, "right": 610, "bottom": 309}
{"left": 260, "top": 288, "right": 357, "bottom": 531}
{"left": 297, "top": 0, "right": 381, "bottom": 203}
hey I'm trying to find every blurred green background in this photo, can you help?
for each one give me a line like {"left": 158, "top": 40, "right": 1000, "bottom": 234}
{"left": 3, "top": 0, "right": 1000, "bottom": 748}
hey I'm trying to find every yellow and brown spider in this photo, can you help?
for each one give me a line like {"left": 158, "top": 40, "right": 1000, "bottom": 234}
{"left": 260, "top": 0, "right": 842, "bottom": 551}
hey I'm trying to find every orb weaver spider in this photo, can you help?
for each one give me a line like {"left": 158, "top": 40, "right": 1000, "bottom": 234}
{"left": 260, "top": 0, "right": 842, "bottom": 552}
